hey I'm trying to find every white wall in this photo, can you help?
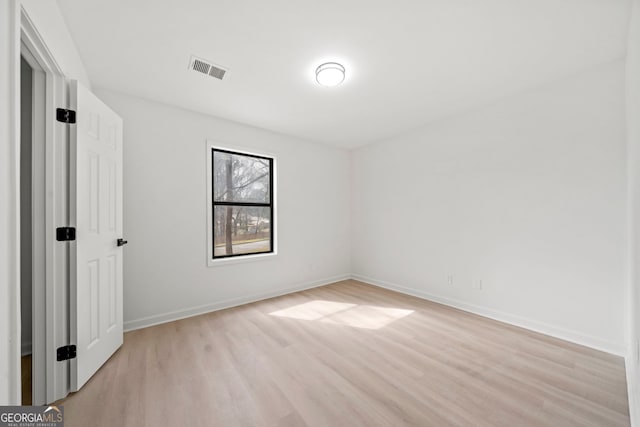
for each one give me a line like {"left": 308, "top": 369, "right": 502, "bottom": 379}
{"left": 21, "top": 0, "right": 91, "bottom": 87}
{"left": 626, "top": 0, "right": 640, "bottom": 423}
{"left": 94, "top": 89, "right": 351, "bottom": 329}
{"left": 352, "top": 60, "right": 627, "bottom": 355}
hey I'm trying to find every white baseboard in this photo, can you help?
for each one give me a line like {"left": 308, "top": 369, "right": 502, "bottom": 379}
{"left": 352, "top": 273, "right": 625, "bottom": 357}
{"left": 123, "top": 274, "right": 351, "bottom": 332}
{"left": 123, "top": 271, "right": 625, "bottom": 355}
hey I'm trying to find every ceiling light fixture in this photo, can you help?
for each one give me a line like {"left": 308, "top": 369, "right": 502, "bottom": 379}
{"left": 315, "top": 62, "right": 345, "bottom": 87}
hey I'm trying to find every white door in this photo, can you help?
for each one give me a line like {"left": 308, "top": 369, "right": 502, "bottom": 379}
{"left": 69, "top": 80, "right": 124, "bottom": 391}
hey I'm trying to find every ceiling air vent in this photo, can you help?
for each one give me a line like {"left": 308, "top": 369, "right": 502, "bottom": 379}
{"left": 189, "top": 55, "right": 227, "bottom": 80}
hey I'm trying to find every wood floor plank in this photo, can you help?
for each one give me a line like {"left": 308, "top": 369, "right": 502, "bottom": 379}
{"left": 58, "top": 280, "right": 630, "bottom": 426}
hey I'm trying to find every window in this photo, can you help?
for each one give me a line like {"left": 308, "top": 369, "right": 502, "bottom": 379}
{"left": 210, "top": 147, "right": 274, "bottom": 260}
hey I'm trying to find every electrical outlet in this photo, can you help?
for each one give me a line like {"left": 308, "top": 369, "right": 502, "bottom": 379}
{"left": 447, "top": 275, "right": 454, "bottom": 286}
{"left": 472, "top": 280, "right": 483, "bottom": 290}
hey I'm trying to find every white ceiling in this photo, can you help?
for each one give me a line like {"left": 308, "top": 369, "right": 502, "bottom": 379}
{"left": 57, "top": 0, "right": 630, "bottom": 149}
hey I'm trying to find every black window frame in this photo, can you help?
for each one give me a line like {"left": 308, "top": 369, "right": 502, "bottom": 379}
{"left": 211, "top": 148, "right": 274, "bottom": 260}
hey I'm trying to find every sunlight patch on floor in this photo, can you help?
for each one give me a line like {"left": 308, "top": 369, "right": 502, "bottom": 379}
{"left": 269, "top": 300, "right": 414, "bottom": 329}
{"left": 269, "top": 300, "right": 356, "bottom": 321}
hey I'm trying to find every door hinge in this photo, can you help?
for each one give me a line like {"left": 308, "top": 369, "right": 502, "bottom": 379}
{"left": 56, "top": 227, "right": 76, "bottom": 241}
{"left": 56, "top": 345, "right": 77, "bottom": 361}
{"left": 56, "top": 108, "right": 76, "bottom": 124}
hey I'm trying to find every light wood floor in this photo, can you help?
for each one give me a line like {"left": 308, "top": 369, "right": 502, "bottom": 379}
{"left": 59, "top": 280, "right": 629, "bottom": 426}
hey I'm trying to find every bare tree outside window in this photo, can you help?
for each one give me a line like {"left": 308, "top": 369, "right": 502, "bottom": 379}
{"left": 212, "top": 149, "right": 273, "bottom": 258}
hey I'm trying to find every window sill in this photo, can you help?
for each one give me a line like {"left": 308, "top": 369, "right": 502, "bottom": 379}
{"left": 207, "top": 251, "right": 277, "bottom": 267}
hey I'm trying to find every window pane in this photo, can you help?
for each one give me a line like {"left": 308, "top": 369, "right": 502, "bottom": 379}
{"left": 214, "top": 206, "right": 271, "bottom": 257}
{"left": 213, "top": 151, "right": 271, "bottom": 203}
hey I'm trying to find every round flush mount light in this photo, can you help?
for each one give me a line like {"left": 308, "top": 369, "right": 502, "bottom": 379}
{"left": 315, "top": 62, "right": 345, "bottom": 87}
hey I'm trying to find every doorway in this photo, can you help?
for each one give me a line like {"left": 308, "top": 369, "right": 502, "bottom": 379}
{"left": 20, "top": 54, "right": 33, "bottom": 406}
{"left": 19, "top": 40, "right": 49, "bottom": 406}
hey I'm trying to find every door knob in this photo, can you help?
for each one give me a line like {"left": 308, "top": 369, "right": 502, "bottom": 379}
{"left": 117, "top": 238, "right": 128, "bottom": 247}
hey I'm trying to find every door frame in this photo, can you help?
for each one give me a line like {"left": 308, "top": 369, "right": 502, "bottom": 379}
{"left": 20, "top": 38, "right": 47, "bottom": 406}
{"left": 16, "top": 6, "right": 70, "bottom": 404}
